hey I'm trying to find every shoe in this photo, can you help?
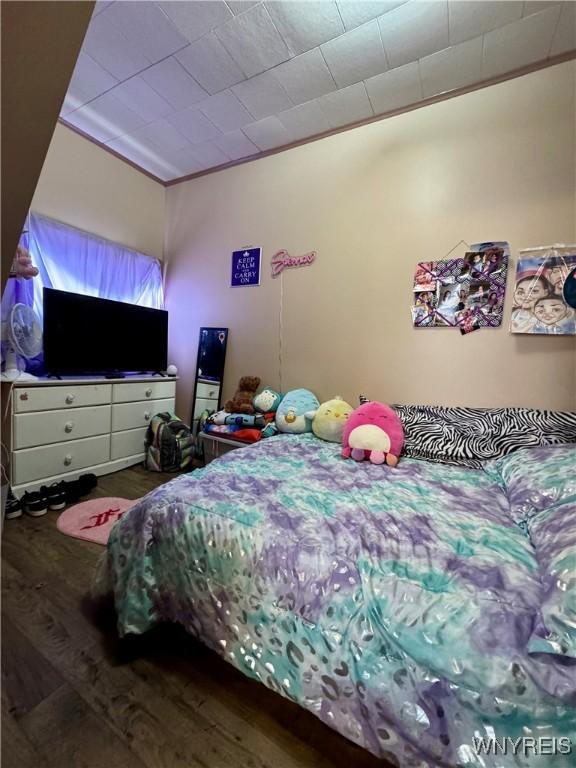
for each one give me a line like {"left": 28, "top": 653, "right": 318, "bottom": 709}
{"left": 62, "top": 480, "right": 81, "bottom": 505}
{"left": 5, "top": 488, "right": 22, "bottom": 520}
{"left": 22, "top": 490, "right": 48, "bottom": 517}
{"left": 78, "top": 473, "right": 97, "bottom": 496}
{"left": 41, "top": 482, "right": 67, "bottom": 511}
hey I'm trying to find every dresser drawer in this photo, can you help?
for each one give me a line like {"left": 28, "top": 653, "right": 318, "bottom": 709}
{"left": 111, "top": 398, "right": 174, "bottom": 432}
{"left": 14, "top": 405, "right": 111, "bottom": 449}
{"left": 196, "top": 381, "right": 220, "bottom": 400}
{"left": 112, "top": 381, "right": 176, "bottom": 403}
{"left": 193, "top": 397, "right": 220, "bottom": 419}
{"left": 111, "top": 427, "right": 148, "bottom": 460}
{"left": 14, "top": 384, "right": 112, "bottom": 413}
{"left": 12, "top": 435, "right": 110, "bottom": 485}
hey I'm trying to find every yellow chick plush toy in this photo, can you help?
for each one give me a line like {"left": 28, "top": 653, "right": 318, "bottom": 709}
{"left": 312, "top": 396, "right": 354, "bottom": 443}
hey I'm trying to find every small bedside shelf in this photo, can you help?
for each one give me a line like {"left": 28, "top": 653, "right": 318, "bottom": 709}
{"left": 198, "top": 432, "right": 252, "bottom": 464}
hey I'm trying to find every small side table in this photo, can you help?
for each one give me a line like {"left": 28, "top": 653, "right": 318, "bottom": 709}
{"left": 198, "top": 432, "right": 252, "bottom": 464}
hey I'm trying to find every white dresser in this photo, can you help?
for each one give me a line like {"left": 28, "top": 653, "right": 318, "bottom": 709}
{"left": 192, "top": 378, "right": 221, "bottom": 435}
{"left": 5, "top": 377, "right": 176, "bottom": 497}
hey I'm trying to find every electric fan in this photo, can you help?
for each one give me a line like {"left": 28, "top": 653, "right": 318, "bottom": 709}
{"left": 1, "top": 303, "right": 42, "bottom": 381}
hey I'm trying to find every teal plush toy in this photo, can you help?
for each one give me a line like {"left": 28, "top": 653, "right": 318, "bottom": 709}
{"left": 276, "top": 388, "right": 319, "bottom": 434}
{"left": 253, "top": 386, "right": 283, "bottom": 413}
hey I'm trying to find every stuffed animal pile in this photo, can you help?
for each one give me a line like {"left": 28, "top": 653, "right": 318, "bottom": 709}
{"left": 203, "top": 380, "right": 404, "bottom": 466}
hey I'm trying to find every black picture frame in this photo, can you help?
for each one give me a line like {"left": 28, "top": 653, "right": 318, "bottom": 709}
{"left": 190, "top": 327, "right": 228, "bottom": 427}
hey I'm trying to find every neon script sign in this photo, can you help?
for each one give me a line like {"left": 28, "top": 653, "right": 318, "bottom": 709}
{"left": 271, "top": 249, "right": 317, "bottom": 278}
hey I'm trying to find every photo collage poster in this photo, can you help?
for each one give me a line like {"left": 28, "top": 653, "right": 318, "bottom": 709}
{"left": 412, "top": 242, "right": 509, "bottom": 334}
{"left": 510, "top": 246, "right": 576, "bottom": 335}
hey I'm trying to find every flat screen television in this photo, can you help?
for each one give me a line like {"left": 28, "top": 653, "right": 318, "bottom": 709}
{"left": 43, "top": 288, "right": 168, "bottom": 375}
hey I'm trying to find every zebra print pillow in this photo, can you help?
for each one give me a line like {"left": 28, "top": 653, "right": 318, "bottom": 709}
{"left": 358, "top": 399, "right": 576, "bottom": 469}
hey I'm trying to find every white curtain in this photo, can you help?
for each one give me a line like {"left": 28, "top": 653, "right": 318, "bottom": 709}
{"left": 2, "top": 212, "right": 164, "bottom": 373}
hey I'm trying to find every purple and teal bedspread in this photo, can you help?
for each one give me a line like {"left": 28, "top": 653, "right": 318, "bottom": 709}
{"left": 103, "top": 435, "right": 575, "bottom": 767}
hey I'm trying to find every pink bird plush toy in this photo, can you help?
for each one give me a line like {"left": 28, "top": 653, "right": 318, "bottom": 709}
{"left": 342, "top": 401, "right": 404, "bottom": 467}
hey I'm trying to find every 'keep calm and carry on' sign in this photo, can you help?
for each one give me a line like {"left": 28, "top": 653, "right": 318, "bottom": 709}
{"left": 231, "top": 247, "right": 261, "bottom": 287}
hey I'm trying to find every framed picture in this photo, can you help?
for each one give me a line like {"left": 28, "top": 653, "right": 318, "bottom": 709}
{"left": 510, "top": 247, "right": 576, "bottom": 335}
{"left": 412, "top": 242, "right": 509, "bottom": 333}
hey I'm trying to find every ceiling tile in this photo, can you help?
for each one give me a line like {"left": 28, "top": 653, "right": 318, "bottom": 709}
{"left": 336, "top": 1, "right": 407, "bottom": 31}
{"left": 83, "top": 9, "right": 151, "bottom": 80}
{"left": 65, "top": 92, "right": 146, "bottom": 143}
{"left": 419, "top": 36, "right": 483, "bottom": 98}
{"left": 215, "top": 3, "right": 290, "bottom": 77}
{"left": 232, "top": 71, "right": 293, "bottom": 119}
{"left": 213, "top": 129, "right": 259, "bottom": 160}
{"left": 265, "top": 2, "right": 344, "bottom": 56}
{"left": 273, "top": 47, "right": 336, "bottom": 105}
{"left": 243, "top": 115, "right": 292, "bottom": 150}
{"left": 317, "top": 81, "right": 374, "bottom": 128}
{"left": 482, "top": 5, "right": 562, "bottom": 78}
{"left": 277, "top": 100, "right": 331, "bottom": 141}
{"left": 157, "top": 1, "right": 233, "bottom": 43}
{"left": 141, "top": 57, "right": 208, "bottom": 110}
{"left": 188, "top": 141, "right": 231, "bottom": 168}
{"left": 135, "top": 118, "right": 192, "bottom": 152}
{"left": 62, "top": 52, "right": 118, "bottom": 114}
{"left": 104, "top": 1, "right": 189, "bottom": 63}
{"left": 550, "top": 1, "right": 576, "bottom": 56}
{"left": 364, "top": 60, "right": 422, "bottom": 114}
{"left": 379, "top": 1, "right": 449, "bottom": 69}
{"left": 522, "top": 1, "right": 562, "bottom": 17}
{"left": 92, "top": 1, "right": 113, "bottom": 17}
{"left": 112, "top": 76, "right": 173, "bottom": 123}
{"left": 167, "top": 105, "right": 223, "bottom": 144}
{"left": 198, "top": 90, "right": 254, "bottom": 132}
{"left": 321, "top": 19, "right": 387, "bottom": 88}
{"left": 226, "top": 1, "right": 260, "bottom": 15}
{"left": 140, "top": 140, "right": 209, "bottom": 176}
{"left": 176, "top": 33, "right": 246, "bottom": 94}
{"left": 92, "top": 0, "right": 112, "bottom": 16}
{"left": 448, "top": 1, "right": 523, "bottom": 46}
{"left": 106, "top": 134, "right": 183, "bottom": 180}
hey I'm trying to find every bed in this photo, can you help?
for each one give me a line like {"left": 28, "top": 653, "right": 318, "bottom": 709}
{"left": 101, "top": 432, "right": 576, "bottom": 768}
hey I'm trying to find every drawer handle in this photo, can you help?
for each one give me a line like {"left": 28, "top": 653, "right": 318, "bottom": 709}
{"left": 65, "top": 394, "right": 75, "bottom": 404}
{"left": 19, "top": 392, "right": 29, "bottom": 401}
{"left": 64, "top": 422, "right": 74, "bottom": 433}
{"left": 63, "top": 454, "right": 73, "bottom": 466}
{"left": 144, "top": 412, "right": 151, "bottom": 421}
{"left": 145, "top": 388, "right": 152, "bottom": 397}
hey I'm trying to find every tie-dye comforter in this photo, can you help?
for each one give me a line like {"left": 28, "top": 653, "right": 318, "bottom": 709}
{"left": 104, "top": 434, "right": 575, "bottom": 767}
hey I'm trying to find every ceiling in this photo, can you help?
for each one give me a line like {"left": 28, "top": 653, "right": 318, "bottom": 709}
{"left": 60, "top": 1, "right": 575, "bottom": 184}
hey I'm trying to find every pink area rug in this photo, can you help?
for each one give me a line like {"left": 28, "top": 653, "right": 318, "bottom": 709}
{"left": 56, "top": 497, "right": 140, "bottom": 545}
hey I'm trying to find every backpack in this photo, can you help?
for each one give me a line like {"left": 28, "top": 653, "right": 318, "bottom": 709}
{"left": 145, "top": 412, "right": 195, "bottom": 472}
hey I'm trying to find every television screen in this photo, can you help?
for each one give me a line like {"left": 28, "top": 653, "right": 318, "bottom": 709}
{"left": 43, "top": 288, "right": 168, "bottom": 375}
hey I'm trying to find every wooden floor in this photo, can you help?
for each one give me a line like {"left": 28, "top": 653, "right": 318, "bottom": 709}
{"left": 2, "top": 466, "right": 389, "bottom": 768}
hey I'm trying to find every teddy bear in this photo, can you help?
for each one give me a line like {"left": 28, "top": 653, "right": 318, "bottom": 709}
{"left": 224, "top": 376, "right": 261, "bottom": 414}
{"left": 11, "top": 245, "right": 39, "bottom": 279}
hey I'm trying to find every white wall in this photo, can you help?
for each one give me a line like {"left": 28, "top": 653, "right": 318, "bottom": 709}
{"left": 165, "top": 62, "right": 576, "bottom": 422}
{"left": 31, "top": 123, "right": 165, "bottom": 260}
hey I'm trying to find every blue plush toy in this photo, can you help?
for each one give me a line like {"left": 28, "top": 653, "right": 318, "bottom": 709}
{"left": 253, "top": 386, "right": 283, "bottom": 413}
{"left": 276, "top": 388, "right": 319, "bottom": 434}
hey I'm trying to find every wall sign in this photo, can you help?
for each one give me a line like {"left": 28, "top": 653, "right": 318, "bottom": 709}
{"left": 271, "top": 249, "right": 316, "bottom": 278}
{"left": 231, "top": 247, "right": 261, "bottom": 287}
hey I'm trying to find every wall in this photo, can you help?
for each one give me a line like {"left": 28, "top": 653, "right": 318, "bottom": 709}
{"left": 31, "top": 123, "right": 165, "bottom": 260}
{"left": 165, "top": 62, "right": 576, "bottom": 422}
{"left": 1, "top": 1, "right": 94, "bottom": 290}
